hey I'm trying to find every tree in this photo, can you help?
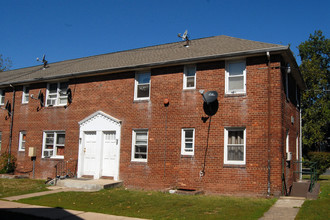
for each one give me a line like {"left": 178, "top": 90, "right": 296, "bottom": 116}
{"left": 0, "top": 54, "right": 12, "bottom": 72}
{"left": 298, "top": 30, "right": 330, "bottom": 154}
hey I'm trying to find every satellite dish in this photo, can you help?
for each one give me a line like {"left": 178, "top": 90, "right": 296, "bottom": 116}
{"left": 201, "top": 91, "right": 219, "bottom": 117}
{"left": 178, "top": 30, "right": 189, "bottom": 40}
{"left": 67, "top": 88, "right": 72, "bottom": 104}
{"left": 37, "top": 89, "right": 41, "bottom": 99}
{"left": 36, "top": 54, "right": 48, "bottom": 68}
{"left": 39, "top": 92, "right": 44, "bottom": 107}
{"left": 4, "top": 100, "right": 11, "bottom": 116}
{"left": 202, "top": 91, "right": 218, "bottom": 104}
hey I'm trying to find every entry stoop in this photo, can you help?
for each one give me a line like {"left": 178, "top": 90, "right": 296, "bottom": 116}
{"left": 56, "top": 178, "right": 123, "bottom": 191}
{"left": 290, "top": 180, "right": 320, "bottom": 199}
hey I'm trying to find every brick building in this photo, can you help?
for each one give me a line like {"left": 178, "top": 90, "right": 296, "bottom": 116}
{"left": 0, "top": 35, "right": 304, "bottom": 196}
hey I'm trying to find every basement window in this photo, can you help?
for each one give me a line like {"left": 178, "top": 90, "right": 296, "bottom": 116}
{"left": 181, "top": 128, "right": 195, "bottom": 156}
{"left": 0, "top": 89, "right": 5, "bottom": 105}
{"left": 131, "top": 129, "right": 148, "bottom": 162}
{"left": 46, "top": 82, "right": 68, "bottom": 106}
{"left": 42, "top": 131, "right": 65, "bottom": 159}
{"left": 224, "top": 128, "right": 246, "bottom": 165}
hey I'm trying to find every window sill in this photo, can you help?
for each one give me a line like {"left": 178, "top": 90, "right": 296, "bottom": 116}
{"left": 130, "top": 160, "right": 147, "bottom": 164}
{"left": 42, "top": 156, "right": 64, "bottom": 160}
{"left": 183, "top": 88, "right": 196, "bottom": 91}
{"left": 223, "top": 164, "right": 246, "bottom": 168}
{"left": 18, "top": 150, "right": 25, "bottom": 152}
{"left": 181, "top": 155, "right": 194, "bottom": 158}
{"left": 133, "top": 99, "right": 150, "bottom": 103}
{"left": 224, "top": 93, "right": 246, "bottom": 98}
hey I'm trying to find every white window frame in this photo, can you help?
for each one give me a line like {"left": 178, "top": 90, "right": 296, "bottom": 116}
{"left": 42, "top": 131, "right": 65, "bottom": 159}
{"left": 183, "top": 65, "right": 196, "bottom": 90}
{"left": 224, "top": 128, "right": 246, "bottom": 165}
{"left": 22, "top": 86, "right": 29, "bottom": 104}
{"left": 225, "top": 60, "right": 246, "bottom": 94}
{"left": 134, "top": 72, "right": 151, "bottom": 101}
{"left": 181, "top": 128, "right": 195, "bottom": 156}
{"left": 18, "top": 131, "right": 26, "bottom": 151}
{"left": 0, "top": 89, "right": 5, "bottom": 105}
{"left": 131, "top": 129, "right": 148, "bottom": 162}
{"left": 46, "top": 82, "right": 68, "bottom": 107}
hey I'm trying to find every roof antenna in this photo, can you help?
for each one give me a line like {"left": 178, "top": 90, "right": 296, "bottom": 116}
{"left": 36, "top": 54, "right": 48, "bottom": 69}
{"left": 178, "top": 30, "right": 190, "bottom": 47}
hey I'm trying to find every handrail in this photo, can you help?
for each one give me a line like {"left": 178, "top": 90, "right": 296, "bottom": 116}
{"left": 54, "top": 159, "right": 77, "bottom": 185}
{"left": 294, "top": 160, "right": 317, "bottom": 192}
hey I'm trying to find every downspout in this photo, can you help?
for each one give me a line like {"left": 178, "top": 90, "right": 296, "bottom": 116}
{"left": 299, "top": 108, "right": 302, "bottom": 180}
{"left": 266, "top": 52, "right": 271, "bottom": 196}
{"left": 8, "top": 84, "right": 15, "bottom": 157}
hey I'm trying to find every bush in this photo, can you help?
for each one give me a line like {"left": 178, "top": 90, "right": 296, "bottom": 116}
{"left": 0, "top": 152, "right": 17, "bottom": 174}
{"left": 308, "top": 152, "right": 330, "bottom": 178}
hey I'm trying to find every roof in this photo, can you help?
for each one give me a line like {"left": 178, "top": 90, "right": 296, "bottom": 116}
{"left": 1, "top": 35, "right": 301, "bottom": 87}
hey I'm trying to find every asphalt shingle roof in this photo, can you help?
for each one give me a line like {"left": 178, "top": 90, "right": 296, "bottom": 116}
{"left": 0, "top": 35, "right": 289, "bottom": 86}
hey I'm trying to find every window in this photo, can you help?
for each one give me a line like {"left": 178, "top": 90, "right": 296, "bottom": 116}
{"left": 18, "top": 131, "right": 26, "bottom": 151}
{"left": 225, "top": 60, "right": 246, "bottom": 94}
{"left": 131, "top": 129, "right": 148, "bottom": 162}
{"left": 42, "top": 131, "right": 65, "bottom": 158}
{"left": 22, "top": 86, "right": 29, "bottom": 104}
{"left": 224, "top": 128, "right": 246, "bottom": 165}
{"left": 181, "top": 128, "right": 195, "bottom": 156}
{"left": 0, "top": 89, "right": 5, "bottom": 105}
{"left": 46, "top": 82, "right": 68, "bottom": 106}
{"left": 183, "top": 65, "right": 196, "bottom": 89}
{"left": 134, "top": 72, "right": 150, "bottom": 100}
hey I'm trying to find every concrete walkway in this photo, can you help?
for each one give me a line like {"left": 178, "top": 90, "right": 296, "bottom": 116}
{"left": 259, "top": 197, "right": 305, "bottom": 220}
{"left": 0, "top": 186, "right": 147, "bottom": 220}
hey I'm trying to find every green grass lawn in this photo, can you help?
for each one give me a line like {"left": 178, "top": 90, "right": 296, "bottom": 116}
{"left": 296, "top": 175, "right": 330, "bottom": 220}
{"left": 18, "top": 188, "right": 276, "bottom": 219}
{"left": 0, "top": 178, "right": 48, "bottom": 198}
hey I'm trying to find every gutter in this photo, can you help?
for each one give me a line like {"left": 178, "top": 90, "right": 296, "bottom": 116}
{"left": 0, "top": 46, "right": 289, "bottom": 87}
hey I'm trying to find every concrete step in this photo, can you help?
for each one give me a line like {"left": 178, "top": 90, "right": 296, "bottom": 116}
{"left": 56, "top": 178, "right": 123, "bottom": 191}
{"left": 291, "top": 181, "right": 310, "bottom": 197}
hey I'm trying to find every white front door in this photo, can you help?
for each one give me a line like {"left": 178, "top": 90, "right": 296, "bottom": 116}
{"left": 102, "top": 131, "right": 117, "bottom": 177}
{"left": 83, "top": 131, "right": 97, "bottom": 175}
{"left": 78, "top": 111, "right": 121, "bottom": 180}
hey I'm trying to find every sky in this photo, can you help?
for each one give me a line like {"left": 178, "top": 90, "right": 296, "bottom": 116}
{"left": 1, "top": 0, "right": 329, "bottom": 70}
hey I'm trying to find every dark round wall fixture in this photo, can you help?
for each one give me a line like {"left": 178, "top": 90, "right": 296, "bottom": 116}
{"left": 202, "top": 91, "right": 219, "bottom": 116}
{"left": 203, "top": 99, "right": 219, "bottom": 116}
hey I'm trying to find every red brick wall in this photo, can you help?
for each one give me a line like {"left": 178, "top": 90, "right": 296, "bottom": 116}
{"left": 0, "top": 55, "right": 300, "bottom": 196}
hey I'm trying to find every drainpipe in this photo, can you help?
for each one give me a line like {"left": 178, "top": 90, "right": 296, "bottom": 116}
{"left": 266, "top": 52, "right": 271, "bottom": 196}
{"left": 299, "top": 108, "right": 302, "bottom": 180}
{"left": 8, "top": 84, "right": 15, "bottom": 157}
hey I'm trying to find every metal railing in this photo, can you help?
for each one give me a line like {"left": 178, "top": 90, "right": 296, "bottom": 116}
{"left": 54, "top": 159, "right": 77, "bottom": 185}
{"left": 294, "top": 161, "right": 317, "bottom": 192}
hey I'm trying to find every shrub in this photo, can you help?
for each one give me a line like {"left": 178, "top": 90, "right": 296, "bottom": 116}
{"left": 307, "top": 152, "right": 330, "bottom": 178}
{"left": 0, "top": 152, "right": 17, "bottom": 174}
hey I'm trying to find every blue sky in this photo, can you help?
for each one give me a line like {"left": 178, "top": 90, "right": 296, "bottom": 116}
{"left": 1, "top": 0, "right": 329, "bottom": 70}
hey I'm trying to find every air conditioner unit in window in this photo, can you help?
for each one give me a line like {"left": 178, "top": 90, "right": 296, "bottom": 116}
{"left": 47, "top": 99, "right": 56, "bottom": 106}
{"left": 44, "top": 151, "right": 51, "bottom": 158}
{"left": 286, "top": 152, "right": 292, "bottom": 161}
